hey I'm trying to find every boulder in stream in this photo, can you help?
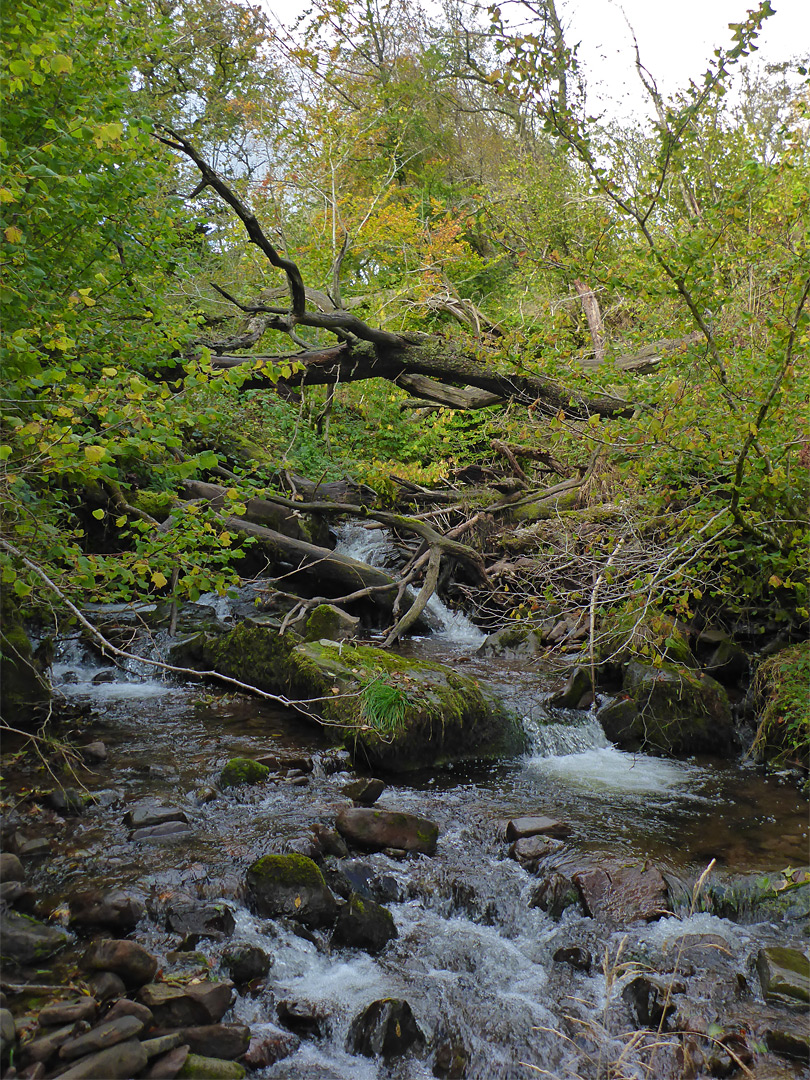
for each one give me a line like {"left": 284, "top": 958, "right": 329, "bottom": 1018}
{"left": 82, "top": 938, "right": 158, "bottom": 987}
{"left": 222, "top": 944, "right": 271, "bottom": 985}
{"left": 200, "top": 626, "right": 525, "bottom": 771}
{"left": 55, "top": 1038, "right": 148, "bottom": 1079}
{"left": 69, "top": 889, "right": 145, "bottom": 931}
{"left": 573, "top": 861, "right": 669, "bottom": 923}
{"left": 0, "top": 910, "right": 71, "bottom": 964}
{"left": 336, "top": 807, "right": 439, "bottom": 855}
{"left": 219, "top": 757, "right": 270, "bottom": 788}
{"left": 347, "top": 998, "right": 426, "bottom": 1060}
{"left": 756, "top": 946, "right": 810, "bottom": 1006}
{"left": 331, "top": 893, "right": 398, "bottom": 954}
{"left": 245, "top": 854, "right": 338, "bottom": 928}
{"left": 342, "top": 777, "right": 386, "bottom": 805}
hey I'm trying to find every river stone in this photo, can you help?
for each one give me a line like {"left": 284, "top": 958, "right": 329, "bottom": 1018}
{"left": 573, "top": 862, "right": 669, "bottom": 923}
{"left": 245, "top": 854, "right": 338, "bottom": 928}
{"left": 756, "top": 946, "right": 810, "bottom": 1005}
{"left": 140, "top": 1032, "right": 185, "bottom": 1057}
{"left": 59, "top": 1014, "right": 144, "bottom": 1060}
{"left": 219, "top": 757, "right": 270, "bottom": 788}
{"left": 130, "top": 821, "right": 193, "bottom": 841}
{"left": 550, "top": 667, "right": 594, "bottom": 709}
{"left": 137, "top": 982, "right": 234, "bottom": 1027}
{"left": 221, "top": 944, "right": 271, "bottom": 985}
{"left": 243, "top": 1023, "right": 299, "bottom": 1068}
{"left": 0, "top": 1008, "right": 15, "bottom": 1059}
{"left": 505, "top": 816, "right": 573, "bottom": 841}
{"left": 142, "top": 1044, "right": 190, "bottom": 1079}
{"left": 82, "top": 938, "right": 158, "bottom": 986}
{"left": 622, "top": 974, "right": 683, "bottom": 1029}
{"left": 176, "top": 1024, "right": 250, "bottom": 1059}
{"left": 0, "top": 910, "right": 71, "bottom": 963}
{"left": 176, "top": 1053, "right": 246, "bottom": 1079}
{"left": 43, "top": 786, "right": 87, "bottom": 815}
{"left": 331, "top": 893, "right": 398, "bottom": 954}
{"left": 79, "top": 741, "right": 108, "bottom": 762}
{"left": 432, "top": 1031, "right": 470, "bottom": 1079}
{"left": 764, "top": 1014, "right": 810, "bottom": 1061}
{"left": 529, "top": 872, "right": 581, "bottom": 919}
{"left": 86, "top": 971, "right": 126, "bottom": 1001}
{"left": 103, "top": 999, "right": 154, "bottom": 1028}
{"left": 477, "top": 626, "right": 545, "bottom": 658}
{"left": 166, "top": 901, "right": 235, "bottom": 940}
{"left": 38, "top": 998, "right": 98, "bottom": 1026}
{"left": 616, "top": 661, "right": 735, "bottom": 756}
{"left": 335, "top": 807, "right": 439, "bottom": 855}
{"left": 124, "top": 804, "right": 188, "bottom": 829}
{"left": 303, "top": 603, "right": 360, "bottom": 642}
{"left": 509, "top": 835, "right": 565, "bottom": 870}
{"left": 276, "top": 999, "right": 331, "bottom": 1038}
{"left": 255, "top": 752, "right": 314, "bottom": 774}
{"left": 0, "top": 852, "right": 25, "bottom": 881}
{"left": 311, "top": 824, "right": 349, "bottom": 858}
{"left": 553, "top": 946, "right": 592, "bottom": 972}
{"left": 0, "top": 878, "right": 36, "bottom": 911}
{"left": 69, "top": 889, "right": 145, "bottom": 931}
{"left": 19, "top": 1022, "right": 77, "bottom": 1064}
{"left": 342, "top": 778, "right": 386, "bottom": 806}
{"left": 347, "top": 998, "right": 426, "bottom": 1060}
{"left": 53, "top": 1038, "right": 148, "bottom": 1079}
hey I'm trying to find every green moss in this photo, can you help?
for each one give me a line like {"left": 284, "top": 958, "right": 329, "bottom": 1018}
{"left": 599, "top": 602, "right": 694, "bottom": 671}
{"left": 177, "top": 1053, "right": 246, "bottom": 1079}
{"left": 132, "top": 489, "right": 175, "bottom": 521}
{"left": 752, "top": 641, "right": 809, "bottom": 771}
{"left": 247, "top": 853, "right": 326, "bottom": 890}
{"left": 0, "top": 594, "right": 50, "bottom": 721}
{"left": 304, "top": 604, "right": 351, "bottom": 642}
{"left": 219, "top": 757, "right": 270, "bottom": 787}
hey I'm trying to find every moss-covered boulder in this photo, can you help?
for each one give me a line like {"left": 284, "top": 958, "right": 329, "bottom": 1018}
{"left": 177, "top": 1053, "right": 246, "bottom": 1079}
{"left": 245, "top": 854, "right": 338, "bottom": 928}
{"left": 477, "top": 626, "right": 546, "bottom": 658}
{"left": 749, "top": 641, "right": 809, "bottom": 772}
{"left": 0, "top": 596, "right": 50, "bottom": 723}
{"left": 598, "top": 603, "right": 695, "bottom": 674}
{"left": 302, "top": 604, "right": 360, "bottom": 642}
{"left": 0, "top": 911, "right": 71, "bottom": 964}
{"left": 201, "top": 626, "right": 524, "bottom": 772}
{"left": 219, "top": 757, "right": 270, "bottom": 788}
{"left": 757, "top": 946, "right": 810, "bottom": 1006}
{"left": 331, "top": 893, "right": 398, "bottom": 954}
{"left": 608, "top": 661, "right": 735, "bottom": 756}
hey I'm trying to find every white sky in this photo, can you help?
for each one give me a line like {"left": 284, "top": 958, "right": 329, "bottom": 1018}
{"left": 264, "top": 0, "right": 809, "bottom": 116}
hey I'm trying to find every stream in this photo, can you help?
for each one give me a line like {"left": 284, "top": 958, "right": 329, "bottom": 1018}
{"left": 2, "top": 532, "right": 808, "bottom": 1078}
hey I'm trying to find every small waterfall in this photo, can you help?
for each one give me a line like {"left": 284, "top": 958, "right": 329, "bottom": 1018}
{"left": 522, "top": 711, "right": 609, "bottom": 756}
{"left": 334, "top": 523, "right": 485, "bottom": 645}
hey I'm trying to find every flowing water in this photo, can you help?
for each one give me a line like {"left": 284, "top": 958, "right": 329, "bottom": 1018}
{"left": 6, "top": 540, "right": 809, "bottom": 1079}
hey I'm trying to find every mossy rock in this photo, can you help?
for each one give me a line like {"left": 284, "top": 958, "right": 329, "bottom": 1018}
{"left": 750, "top": 641, "right": 809, "bottom": 771}
{"left": 598, "top": 603, "right": 695, "bottom": 673}
{"left": 219, "top": 757, "right": 270, "bottom": 788}
{"left": 245, "top": 854, "right": 337, "bottom": 928}
{"left": 177, "top": 1053, "right": 246, "bottom": 1079}
{"left": 0, "top": 595, "right": 50, "bottom": 724}
{"left": 303, "top": 603, "right": 359, "bottom": 642}
{"left": 477, "top": 626, "right": 545, "bottom": 658}
{"left": 132, "top": 489, "right": 175, "bottom": 522}
{"left": 201, "top": 626, "right": 525, "bottom": 772}
{"left": 619, "top": 660, "right": 735, "bottom": 756}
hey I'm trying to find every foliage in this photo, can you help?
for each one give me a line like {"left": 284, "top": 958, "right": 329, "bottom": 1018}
{"left": 360, "top": 678, "right": 413, "bottom": 737}
{"left": 752, "top": 641, "right": 810, "bottom": 769}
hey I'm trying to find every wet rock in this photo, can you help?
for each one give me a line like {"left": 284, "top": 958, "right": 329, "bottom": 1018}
{"left": 92, "top": 669, "right": 117, "bottom": 684}
{"left": 660, "top": 932, "right": 733, "bottom": 972}
{"left": 103, "top": 999, "right": 154, "bottom": 1026}
{"left": 277, "top": 999, "right": 331, "bottom": 1038}
{"left": 757, "top": 946, "right": 810, "bottom": 1005}
{"left": 347, "top": 998, "right": 426, "bottom": 1060}
{"left": 311, "top": 824, "right": 349, "bottom": 858}
{"left": 504, "top": 816, "right": 573, "bottom": 841}
{"left": 124, "top": 804, "right": 188, "bottom": 830}
{"left": 703, "top": 637, "right": 749, "bottom": 685}
{"left": 176, "top": 1053, "right": 246, "bottom": 1078}
{"left": 15, "top": 836, "right": 51, "bottom": 857}
{"left": 219, "top": 757, "right": 270, "bottom": 788}
{"left": 86, "top": 971, "right": 126, "bottom": 1001}
{"left": 342, "top": 778, "right": 386, "bottom": 806}
{"left": 282, "top": 835, "right": 321, "bottom": 862}
{"left": 52, "top": 1037, "right": 147, "bottom": 1079}
{"left": 764, "top": 1013, "right": 810, "bottom": 1061}
{"left": 336, "top": 807, "right": 439, "bottom": 855}
{"left": 243, "top": 1023, "right": 299, "bottom": 1068}
{"left": 137, "top": 982, "right": 233, "bottom": 1026}
{"left": 38, "top": 999, "right": 98, "bottom": 1026}
{"left": 0, "top": 878, "right": 36, "bottom": 911}
{"left": 82, "top": 938, "right": 158, "bottom": 986}
{"left": 432, "top": 1031, "right": 469, "bottom": 1078}
{"left": 331, "top": 893, "right": 398, "bottom": 954}
{"left": 596, "top": 697, "right": 639, "bottom": 744}
{"left": 477, "top": 626, "right": 545, "bottom": 658}
{"left": 19, "top": 1022, "right": 79, "bottom": 1065}
{"left": 175, "top": 1024, "right": 250, "bottom": 1059}
{"left": 69, "top": 889, "right": 145, "bottom": 931}
{"left": 615, "top": 661, "right": 736, "bottom": 756}
{"left": 58, "top": 1014, "right": 144, "bottom": 1060}
{"left": 573, "top": 862, "right": 669, "bottom": 923}
{"left": 130, "top": 821, "right": 192, "bottom": 841}
{"left": 529, "top": 872, "right": 581, "bottom": 918}
{"left": 0, "top": 852, "right": 25, "bottom": 881}
{"left": 256, "top": 752, "right": 314, "bottom": 774}
{"left": 42, "top": 786, "right": 87, "bottom": 814}
{"left": 139, "top": 1032, "right": 185, "bottom": 1058}
{"left": 622, "top": 974, "right": 683, "bottom": 1029}
{"left": 1, "top": 1008, "right": 16, "bottom": 1060}
{"left": 142, "top": 1044, "right": 190, "bottom": 1079}
{"left": 166, "top": 901, "right": 235, "bottom": 941}
{"left": 245, "top": 854, "right": 338, "bottom": 928}
{"left": 0, "top": 910, "right": 71, "bottom": 963}
{"left": 550, "top": 667, "right": 593, "bottom": 709}
{"left": 553, "top": 946, "right": 592, "bottom": 973}
{"left": 194, "top": 787, "right": 217, "bottom": 805}
{"left": 79, "top": 741, "right": 107, "bottom": 762}
{"left": 509, "top": 834, "right": 564, "bottom": 869}
{"left": 221, "top": 944, "right": 271, "bottom": 985}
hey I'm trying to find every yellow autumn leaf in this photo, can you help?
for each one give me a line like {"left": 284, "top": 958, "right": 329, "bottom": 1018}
{"left": 151, "top": 571, "right": 168, "bottom": 588}
{"left": 84, "top": 445, "right": 106, "bottom": 463}
{"left": 4, "top": 226, "right": 23, "bottom": 243}
{"left": 50, "top": 53, "right": 73, "bottom": 74}
{"left": 294, "top": 895, "right": 302, "bottom": 909}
